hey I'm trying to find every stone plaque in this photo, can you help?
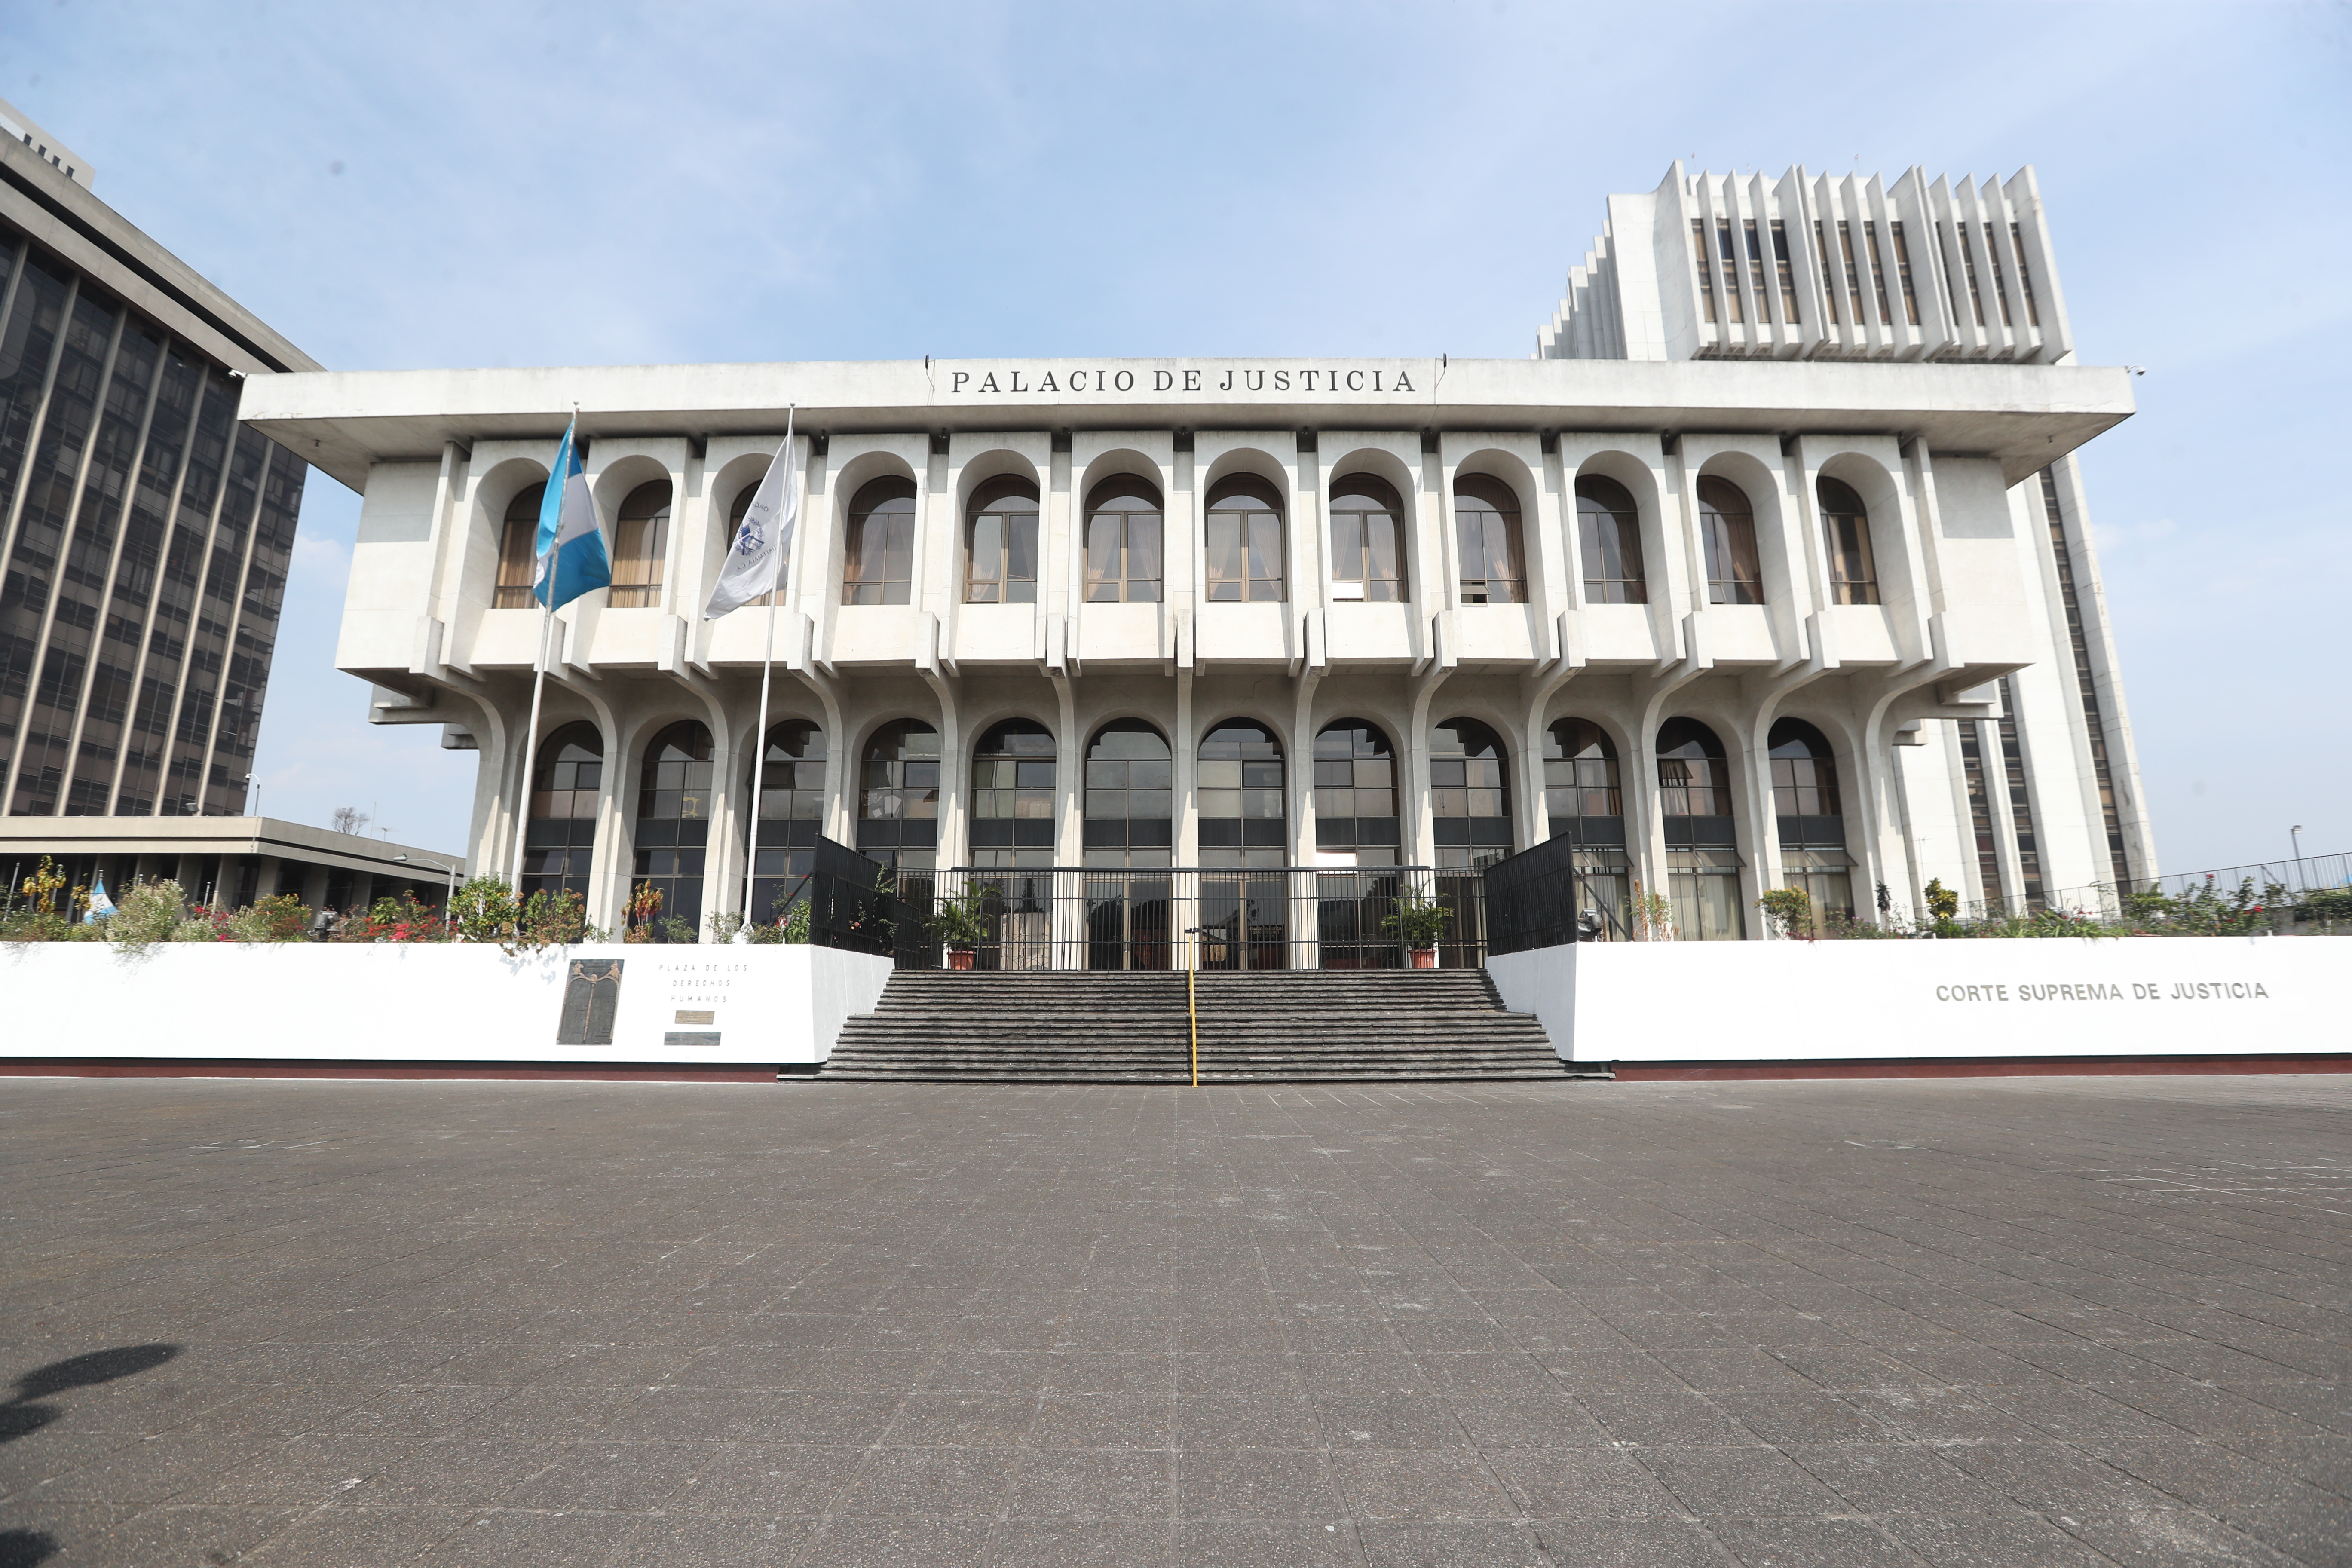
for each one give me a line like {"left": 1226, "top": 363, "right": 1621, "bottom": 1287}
{"left": 665, "top": 1032, "right": 721, "bottom": 1049}
{"left": 557, "top": 959, "right": 624, "bottom": 1045}
{"left": 674, "top": 1009, "right": 715, "bottom": 1025}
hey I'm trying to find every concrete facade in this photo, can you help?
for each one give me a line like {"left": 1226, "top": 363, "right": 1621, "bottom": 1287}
{"left": 241, "top": 164, "right": 2156, "bottom": 941}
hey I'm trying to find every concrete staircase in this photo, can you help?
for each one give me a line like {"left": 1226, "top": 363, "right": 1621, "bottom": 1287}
{"left": 818, "top": 968, "right": 1572, "bottom": 1084}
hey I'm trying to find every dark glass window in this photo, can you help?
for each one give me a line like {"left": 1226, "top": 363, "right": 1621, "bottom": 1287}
{"left": 970, "top": 719, "right": 1056, "bottom": 867}
{"left": 2010, "top": 223, "right": 2041, "bottom": 327}
{"left": 1997, "top": 675, "right": 2043, "bottom": 905}
{"left": 1575, "top": 475, "right": 1646, "bottom": 604}
{"left": 1313, "top": 720, "right": 1398, "bottom": 867}
{"left": 1692, "top": 218, "right": 1717, "bottom": 325}
{"left": 1083, "top": 476, "right": 1162, "bottom": 603}
{"left": 1715, "top": 219, "right": 1744, "bottom": 324}
{"left": 1430, "top": 718, "right": 1510, "bottom": 871}
{"left": 1453, "top": 476, "right": 1525, "bottom": 604}
{"left": 1864, "top": 223, "right": 1895, "bottom": 326}
{"left": 1816, "top": 477, "right": 1879, "bottom": 605}
{"left": 842, "top": 475, "right": 918, "bottom": 605}
{"left": 1697, "top": 477, "right": 1762, "bottom": 605}
{"left": 495, "top": 484, "right": 544, "bottom": 608}
{"left": 1889, "top": 221, "right": 1921, "bottom": 326}
{"left": 1658, "top": 717, "right": 1744, "bottom": 940}
{"left": 1197, "top": 720, "right": 1286, "bottom": 865}
{"left": 966, "top": 475, "right": 1040, "bottom": 604}
{"left": 1743, "top": 218, "right": 1770, "bottom": 321}
{"left": 857, "top": 718, "right": 939, "bottom": 872}
{"left": 1814, "top": 220, "right": 1839, "bottom": 325}
{"left": 1204, "top": 474, "right": 1285, "bottom": 602}
{"left": 1769, "top": 717, "right": 1851, "bottom": 928}
{"left": 522, "top": 722, "right": 601, "bottom": 902}
{"left": 1836, "top": 220, "right": 1868, "bottom": 327}
{"left": 609, "top": 480, "right": 670, "bottom": 607}
{"left": 631, "top": 720, "right": 712, "bottom": 937}
{"left": 1980, "top": 222, "right": 2014, "bottom": 327}
{"left": 1770, "top": 219, "right": 1800, "bottom": 324}
{"left": 1959, "top": 719, "right": 2003, "bottom": 906}
{"left": 1328, "top": 474, "right": 1405, "bottom": 602}
{"left": 747, "top": 720, "right": 824, "bottom": 924}
{"left": 1957, "top": 221, "right": 1987, "bottom": 326}
{"left": 1081, "top": 719, "right": 1172, "bottom": 867}
{"left": 1544, "top": 718, "right": 1628, "bottom": 937}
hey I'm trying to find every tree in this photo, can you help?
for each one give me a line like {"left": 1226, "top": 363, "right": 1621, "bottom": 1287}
{"left": 331, "top": 806, "right": 369, "bottom": 835}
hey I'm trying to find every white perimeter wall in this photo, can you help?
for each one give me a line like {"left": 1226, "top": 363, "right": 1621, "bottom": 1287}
{"left": 1487, "top": 937, "right": 2345, "bottom": 1065}
{"left": 0, "top": 944, "right": 894, "bottom": 1067}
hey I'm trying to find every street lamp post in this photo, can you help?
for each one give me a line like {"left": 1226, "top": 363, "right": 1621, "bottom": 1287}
{"left": 394, "top": 854, "right": 459, "bottom": 922}
{"left": 2290, "top": 824, "right": 2305, "bottom": 889}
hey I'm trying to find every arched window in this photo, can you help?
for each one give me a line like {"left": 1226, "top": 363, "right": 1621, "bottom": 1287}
{"left": 1198, "top": 720, "right": 1286, "bottom": 864}
{"left": 842, "top": 475, "right": 918, "bottom": 605}
{"left": 1197, "top": 721, "right": 1286, "bottom": 969}
{"left": 1576, "top": 475, "right": 1647, "bottom": 603}
{"left": 1817, "top": 477, "right": 1879, "bottom": 605}
{"left": 1083, "top": 720, "right": 1172, "bottom": 970}
{"left": 856, "top": 719, "right": 938, "bottom": 874}
{"left": 631, "top": 720, "right": 712, "bottom": 939}
{"left": 494, "top": 483, "right": 545, "bottom": 608}
{"left": 1430, "top": 718, "right": 1511, "bottom": 871}
{"left": 1329, "top": 473, "right": 1406, "bottom": 602}
{"left": 729, "top": 478, "right": 782, "bottom": 609}
{"left": 521, "top": 720, "right": 599, "bottom": 900}
{"left": 1204, "top": 474, "right": 1284, "bottom": 602}
{"left": 1453, "top": 476, "right": 1525, "bottom": 604}
{"left": 1697, "top": 477, "right": 1763, "bottom": 605}
{"left": 965, "top": 475, "right": 1040, "bottom": 604}
{"left": 1769, "top": 717, "right": 1853, "bottom": 929}
{"left": 1544, "top": 718, "right": 1629, "bottom": 937}
{"left": 1657, "top": 717, "right": 1744, "bottom": 941}
{"left": 1312, "top": 720, "right": 1398, "bottom": 867}
{"left": 1082, "top": 720, "right": 1172, "bottom": 865}
{"left": 610, "top": 481, "right": 672, "bottom": 607}
{"left": 970, "top": 719, "right": 1056, "bottom": 867}
{"left": 746, "top": 720, "right": 824, "bottom": 925}
{"left": 1081, "top": 475, "right": 1164, "bottom": 603}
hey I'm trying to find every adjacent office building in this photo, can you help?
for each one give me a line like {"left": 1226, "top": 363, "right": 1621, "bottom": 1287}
{"left": 243, "top": 162, "right": 2152, "bottom": 949}
{"left": 0, "top": 99, "right": 463, "bottom": 911}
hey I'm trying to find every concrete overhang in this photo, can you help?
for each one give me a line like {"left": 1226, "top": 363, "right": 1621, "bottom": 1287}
{"left": 241, "top": 355, "right": 2133, "bottom": 493}
{"left": 0, "top": 817, "right": 465, "bottom": 879}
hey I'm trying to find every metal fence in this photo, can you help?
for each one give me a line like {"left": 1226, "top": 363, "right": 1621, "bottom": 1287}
{"left": 1482, "top": 834, "right": 1591, "bottom": 955}
{"left": 1983, "top": 849, "right": 2351, "bottom": 922}
{"left": 871, "top": 864, "right": 1492, "bottom": 972}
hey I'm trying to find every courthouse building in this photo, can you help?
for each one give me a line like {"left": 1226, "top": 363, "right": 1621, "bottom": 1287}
{"left": 244, "top": 162, "right": 2153, "bottom": 946}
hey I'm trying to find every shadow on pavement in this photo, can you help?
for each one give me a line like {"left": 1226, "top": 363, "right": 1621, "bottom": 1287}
{"left": 0, "top": 1344, "right": 184, "bottom": 1565}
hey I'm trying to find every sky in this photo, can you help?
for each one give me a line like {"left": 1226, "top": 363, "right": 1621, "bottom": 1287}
{"left": 5, "top": 0, "right": 2346, "bottom": 874}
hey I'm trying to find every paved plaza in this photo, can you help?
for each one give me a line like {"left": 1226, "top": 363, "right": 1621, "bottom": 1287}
{"left": 0, "top": 1073, "right": 2345, "bottom": 1568}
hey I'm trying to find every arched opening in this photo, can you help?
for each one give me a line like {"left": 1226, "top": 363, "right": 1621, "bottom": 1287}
{"left": 842, "top": 476, "right": 918, "bottom": 605}
{"left": 1697, "top": 477, "right": 1762, "bottom": 605}
{"left": 969, "top": 719, "right": 1056, "bottom": 867}
{"left": 1769, "top": 717, "right": 1853, "bottom": 931}
{"left": 1453, "top": 475, "right": 1525, "bottom": 604}
{"left": 1544, "top": 718, "right": 1629, "bottom": 937}
{"left": 1204, "top": 474, "right": 1285, "bottom": 602}
{"left": 495, "top": 483, "right": 545, "bottom": 608}
{"left": 1082, "top": 720, "right": 1172, "bottom": 969}
{"left": 1197, "top": 720, "right": 1286, "bottom": 969}
{"left": 746, "top": 720, "right": 824, "bottom": 925}
{"left": 1329, "top": 474, "right": 1406, "bottom": 601}
{"left": 1657, "top": 717, "right": 1744, "bottom": 940}
{"left": 610, "top": 480, "right": 672, "bottom": 607}
{"left": 1430, "top": 718, "right": 1509, "bottom": 968}
{"left": 1576, "top": 475, "right": 1647, "bottom": 603}
{"left": 1817, "top": 476, "right": 1879, "bottom": 605}
{"left": 856, "top": 719, "right": 939, "bottom": 880}
{"left": 1083, "top": 475, "right": 1163, "bottom": 603}
{"left": 521, "top": 720, "right": 600, "bottom": 902}
{"left": 965, "top": 475, "right": 1040, "bottom": 604}
{"left": 631, "top": 720, "right": 712, "bottom": 939}
{"left": 1312, "top": 720, "right": 1402, "bottom": 969}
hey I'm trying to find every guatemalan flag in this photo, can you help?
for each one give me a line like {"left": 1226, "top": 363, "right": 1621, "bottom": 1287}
{"left": 534, "top": 415, "right": 612, "bottom": 611}
{"left": 83, "top": 873, "right": 115, "bottom": 924}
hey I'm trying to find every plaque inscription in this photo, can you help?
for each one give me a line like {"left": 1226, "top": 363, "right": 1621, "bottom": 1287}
{"left": 557, "top": 959, "right": 624, "bottom": 1045}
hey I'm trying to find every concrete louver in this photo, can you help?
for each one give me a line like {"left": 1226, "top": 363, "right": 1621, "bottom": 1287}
{"left": 819, "top": 970, "right": 1575, "bottom": 1084}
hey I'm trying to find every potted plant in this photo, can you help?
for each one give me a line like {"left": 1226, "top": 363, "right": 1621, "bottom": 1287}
{"left": 931, "top": 884, "right": 997, "bottom": 970}
{"left": 1382, "top": 893, "right": 1452, "bottom": 968}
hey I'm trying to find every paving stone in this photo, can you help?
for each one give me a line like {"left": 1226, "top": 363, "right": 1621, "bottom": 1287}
{"left": 3, "top": 1072, "right": 2346, "bottom": 1566}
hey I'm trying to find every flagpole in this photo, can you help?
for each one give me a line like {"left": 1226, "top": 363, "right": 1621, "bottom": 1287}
{"left": 739, "top": 408, "right": 794, "bottom": 937}
{"left": 510, "top": 603, "right": 554, "bottom": 892}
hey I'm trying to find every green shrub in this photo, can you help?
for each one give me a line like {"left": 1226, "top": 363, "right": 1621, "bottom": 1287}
{"left": 107, "top": 879, "right": 188, "bottom": 953}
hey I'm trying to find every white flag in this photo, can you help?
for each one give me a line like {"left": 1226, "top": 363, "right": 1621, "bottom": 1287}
{"left": 704, "top": 417, "right": 797, "bottom": 619}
